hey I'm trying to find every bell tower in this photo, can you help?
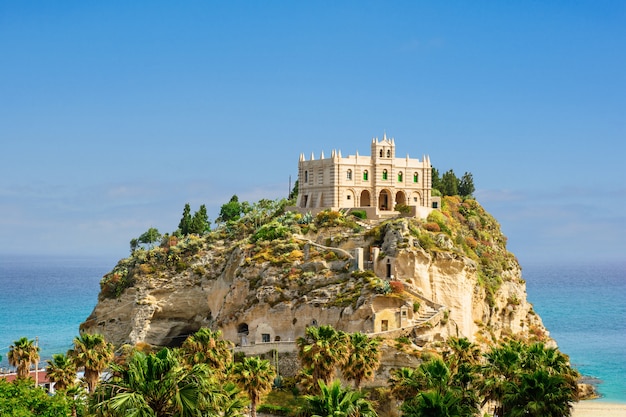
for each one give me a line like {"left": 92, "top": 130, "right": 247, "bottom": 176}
{"left": 371, "top": 133, "right": 395, "bottom": 160}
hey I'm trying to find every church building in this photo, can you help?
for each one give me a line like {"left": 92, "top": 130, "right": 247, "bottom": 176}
{"left": 294, "top": 134, "right": 439, "bottom": 219}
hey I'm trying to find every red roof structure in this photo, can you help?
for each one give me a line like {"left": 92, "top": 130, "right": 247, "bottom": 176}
{"left": 0, "top": 369, "right": 50, "bottom": 384}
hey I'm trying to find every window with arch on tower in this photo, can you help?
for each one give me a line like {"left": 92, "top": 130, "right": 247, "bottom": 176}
{"left": 379, "top": 149, "right": 383, "bottom": 157}
{"left": 383, "top": 169, "right": 388, "bottom": 180}
{"left": 413, "top": 172, "right": 418, "bottom": 183}
{"left": 363, "top": 170, "right": 369, "bottom": 181}
{"left": 387, "top": 149, "right": 391, "bottom": 157}
{"left": 398, "top": 171, "right": 403, "bottom": 182}
{"left": 304, "top": 171, "right": 308, "bottom": 183}
{"left": 347, "top": 169, "right": 352, "bottom": 180}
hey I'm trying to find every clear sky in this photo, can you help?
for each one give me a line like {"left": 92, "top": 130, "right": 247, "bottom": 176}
{"left": 1, "top": 1, "right": 624, "bottom": 266}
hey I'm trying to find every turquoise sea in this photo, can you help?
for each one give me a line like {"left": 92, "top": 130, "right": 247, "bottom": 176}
{"left": 0, "top": 255, "right": 624, "bottom": 402}
{"left": 522, "top": 261, "right": 626, "bottom": 403}
{"left": 0, "top": 255, "right": 111, "bottom": 371}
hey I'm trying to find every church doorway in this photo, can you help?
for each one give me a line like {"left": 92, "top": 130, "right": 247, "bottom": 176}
{"left": 360, "top": 190, "right": 371, "bottom": 207}
{"left": 395, "top": 191, "right": 407, "bottom": 206}
{"left": 379, "top": 190, "right": 391, "bottom": 210}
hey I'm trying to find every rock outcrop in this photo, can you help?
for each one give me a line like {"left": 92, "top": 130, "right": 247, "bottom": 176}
{"left": 81, "top": 197, "right": 550, "bottom": 357}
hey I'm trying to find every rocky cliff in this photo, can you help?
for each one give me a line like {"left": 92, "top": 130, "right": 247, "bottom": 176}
{"left": 81, "top": 197, "right": 549, "bottom": 358}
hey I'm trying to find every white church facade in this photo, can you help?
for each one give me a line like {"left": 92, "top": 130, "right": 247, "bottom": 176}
{"left": 293, "top": 135, "right": 439, "bottom": 219}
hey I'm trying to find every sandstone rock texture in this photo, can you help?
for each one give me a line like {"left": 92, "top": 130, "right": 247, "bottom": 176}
{"left": 82, "top": 199, "right": 550, "bottom": 357}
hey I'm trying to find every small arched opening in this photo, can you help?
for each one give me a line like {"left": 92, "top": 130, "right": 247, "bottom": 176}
{"left": 237, "top": 323, "right": 249, "bottom": 335}
{"left": 237, "top": 323, "right": 250, "bottom": 347}
{"left": 395, "top": 191, "right": 407, "bottom": 206}
{"left": 360, "top": 190, "right": 371, "bottom": 207}
{"left": 379, "top": 190, "right": 391, "bottom": 211}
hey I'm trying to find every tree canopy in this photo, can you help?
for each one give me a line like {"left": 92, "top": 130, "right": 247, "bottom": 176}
{"left": 431, "top": 168, "right": 475, "bottom": 198}
{"left": 7, "top": 337, "right": 39, "bottom": 380}
{"left": 218, "top": 195, "right": 243, "bottom": 223}
{"left": 178, "top": 203, "right": 211, "bottom": 235}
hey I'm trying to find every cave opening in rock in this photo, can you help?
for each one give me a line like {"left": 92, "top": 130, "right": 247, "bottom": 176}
{"left": 164, "top": 324, "right": 202, "bottom": 348}
{"left": 237, "top": 323, "right": 249, "bottom": 335}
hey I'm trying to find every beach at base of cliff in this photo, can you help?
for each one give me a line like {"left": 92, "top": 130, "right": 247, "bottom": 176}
{"left": 572, "top": 400, "right": 626, "bottom": 417}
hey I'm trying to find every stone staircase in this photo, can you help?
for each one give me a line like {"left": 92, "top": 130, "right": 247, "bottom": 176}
{"left": 412, "top": 304, "right": 440, "bottom": 327}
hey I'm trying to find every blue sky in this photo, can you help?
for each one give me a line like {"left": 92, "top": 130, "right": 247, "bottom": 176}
{"left": 1, "top": 1, "right": 624, "bottom": 266}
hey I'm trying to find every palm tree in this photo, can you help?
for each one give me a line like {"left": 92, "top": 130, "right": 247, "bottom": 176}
{"left": 340, "top": 332, "right": 381, "bottom": 389}
{"left": 442, "top": 338, "right": 481, "bottom": 413}
{"left": 480, "top": 341, "right": 523, "bottom": 417}
{"left": 69, "top": 333, "right": 114, "bottom": 393}
{"left": 304, "top": 380, "right": 378, "bottom": 417}
{"left": 232, "top": 356, "right": 276, "bottom": 417}
{"left": 181, "top": 327, "right": 233, "bottom": 373}
{"left": 296, "top": 325, "right": 349, "bottom": 390}
{"left": 479, "top": 340, "right": 578, "bottom": 417}
{"left": 444, "top": 337, "right": 481, "bottom": 374}
{"left": 46, "top": 353, "right": 77, "bottom": 391}
{"left": 502, "top": 369, "right": 574, "bottom": 417}
{"left": 388, "top": 367, "right": 421, "bottom": 401}
{"left": 8, "top": 337, "right": 39, "bottom": 380}
{"left": 391, "top": 357, "right": 480, "bottom": 417}
{"left": 400, "top": 390, "right": 464, "bottom": 417}
{"left": 219, "top": 381, "right": 248, "bottom": 417}
{"left": 415, "top": 358, "right": 452, "bottom": 394}
{"left": 92, "top": 348, "right": 218, "bottom": 417}
{"left": 524, "top": 342, "right": 580, "bottom": 399}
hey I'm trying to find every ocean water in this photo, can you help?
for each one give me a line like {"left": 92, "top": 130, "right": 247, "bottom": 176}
{"left": 0, "top": 255, "right": 624, "bottom": 403}
{"left": 523, "top": 261, "right": 626, "bottom": 403}
{"left": 0, "top": 254, "right": 112, "bottom": 370}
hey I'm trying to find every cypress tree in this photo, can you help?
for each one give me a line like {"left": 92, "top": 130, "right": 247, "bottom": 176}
{"left": 178, "top": 203, "right": 192, "bottom": 235}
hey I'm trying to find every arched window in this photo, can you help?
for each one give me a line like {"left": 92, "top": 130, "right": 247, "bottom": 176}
{"left": 347, "top": 169, "right": 352, "bottom": 180}
{"left": 413, "top": 172, "right": 418, "bottom": 183}
{"left": 304, "top": 171, "right": 308, "bottom": 183}
{"left": 379, "top": 149, "right": 383, "bottom": 157}
{"left": 398, "top": 171, "right": 403, "bottom": 182}
{"left": 363, "top": 170, "right": 368, "bottom": 181}
{"left": 383, "top": 169, "right": 388, "bottom": 180}
{"left": 387, "top": 149, "right": 391, "bottom": 158}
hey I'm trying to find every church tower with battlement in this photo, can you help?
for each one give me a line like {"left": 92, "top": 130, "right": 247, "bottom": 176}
{"left": 294, "top": 134, "right": 438, "bottom": 219}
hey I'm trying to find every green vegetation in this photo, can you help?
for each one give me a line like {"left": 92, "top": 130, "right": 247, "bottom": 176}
{"left": 303, "top": 380, "right": 378, "bottom": 417}
{"left": 341, "top": 332, "right": 382, "bottom": 389}
{"left": 390, "top": 337, "right": 579, "bottom": 417}
{"left": 297, "top": 325, "right": 350, "bottom": 390}
{"left": 69, "top": 333, "right": 114, "bottom": 393}
{"left": 233, "top": 356, "right": 276, "bottom": 417}
{"left": 46, "top": 353, "right": 77, "bottom": 392}
{"left": 432, "top": 167, "right": 475, "bottom": 198}
{"left": 7, "top": 337, "right": 39, "bottom": 380}
{"left": 92, "top": 348, "right": 220, "bottom": 417}
{"left": 218, "top": 194, "right": 244, "bottom": 223}
{"left": 0, "top": 379, "right": 76, "bottom": 416}
{"left": 4, "top": 326, "right": 578, "bottom": 417}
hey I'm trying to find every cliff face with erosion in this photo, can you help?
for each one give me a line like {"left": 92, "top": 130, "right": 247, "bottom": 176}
{"left": 81, "top": 197, "right": 549, "bottom": 354}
